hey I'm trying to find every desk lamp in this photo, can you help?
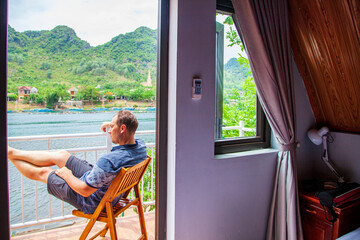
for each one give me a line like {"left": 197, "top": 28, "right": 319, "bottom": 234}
{"left": 307, "top": 126, "right": 345, "bottom": 183}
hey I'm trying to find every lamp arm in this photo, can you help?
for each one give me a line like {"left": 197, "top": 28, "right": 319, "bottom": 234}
{"left": 322, "top": 135, "right": 345, "bottom": 183}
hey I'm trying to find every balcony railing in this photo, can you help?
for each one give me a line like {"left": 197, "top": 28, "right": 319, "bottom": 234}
{"left": 222, "top": 121, "right": 255, "bottom": 137}
{"left": 8, "top": 130, "right": 156, "bottom": 231}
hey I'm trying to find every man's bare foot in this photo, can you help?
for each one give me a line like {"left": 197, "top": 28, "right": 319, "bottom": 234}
{"left": 7, "top": 146, "right": 15, "bottom": 159}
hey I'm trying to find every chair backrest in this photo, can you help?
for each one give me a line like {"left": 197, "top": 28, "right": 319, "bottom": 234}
{"left": 101, "top": 156, "right": 151, "bottom": 203}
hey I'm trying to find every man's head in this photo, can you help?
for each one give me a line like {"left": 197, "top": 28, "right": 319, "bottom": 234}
{"left": 108, "top": 111, "right": 138, "bottom": 144}
{"left": 114, "top": 110, "right": 138, "bottom": 134}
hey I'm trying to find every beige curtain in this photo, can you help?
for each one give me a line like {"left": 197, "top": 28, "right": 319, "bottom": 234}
{"left": 231, "top": 0, "right": 303, "bottom": 239}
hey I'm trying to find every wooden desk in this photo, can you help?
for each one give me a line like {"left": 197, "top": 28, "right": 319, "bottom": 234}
{"left": 300, "top": 190, "right": 360, "bottom": 240}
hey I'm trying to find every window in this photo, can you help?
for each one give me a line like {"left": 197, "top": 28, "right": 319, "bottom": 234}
{"left": 215, "top": 2, "right": 270, "bottom": 154}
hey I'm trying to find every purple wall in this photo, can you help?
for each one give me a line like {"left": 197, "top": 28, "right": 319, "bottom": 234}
{"left": 314, "top": 132, "right": 360, "bottom": 183}
{"left": 292, "top": 59, "right": 360, "bottom": 184}
{"left": 293, "top": 60, "right": 322, "bottom": 180}
{"left": 167, "top": 0, "right": 328, "bottom": 239}
{"left": 168, "top": 0, "right": 278, "bottom": 239}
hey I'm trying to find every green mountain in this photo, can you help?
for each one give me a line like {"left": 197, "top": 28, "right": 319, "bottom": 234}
{"left": 7, "top": 25, "right": 157, "bottom": 94}
{"left": 8, "top": 25, "right": 246, "bottom": 98}
{"left": 224, "top": 57, "right": 252, "bottom": 91}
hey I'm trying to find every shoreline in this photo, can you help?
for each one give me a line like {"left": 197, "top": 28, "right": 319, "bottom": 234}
{"left": 7, "top": 108, "right": 156, "bottom": 114}
{"left": 7, "top": 100, "right": 155, "bottom": 113}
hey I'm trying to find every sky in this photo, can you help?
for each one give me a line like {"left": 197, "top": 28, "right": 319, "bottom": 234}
{"left": 216, "top": 14, "right": 246, "bottom": 63}
{"left": 8, "top": 0, "right": 158, "bottom": 46}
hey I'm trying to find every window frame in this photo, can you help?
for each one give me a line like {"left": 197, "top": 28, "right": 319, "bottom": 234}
{"left": 0, "top": 0, "right": 10, "bottom": 236}
{"left": 215, "top": 0, "right": 270, "bottom": 155}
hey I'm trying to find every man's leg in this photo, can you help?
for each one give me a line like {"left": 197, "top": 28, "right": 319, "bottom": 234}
{"left": 8, "top": 146, "right": 71, "bottom": 168}
{"left": 11, "top": 158, "right": 82, "bottom": 210}
{"left": 10, "top": 158, "right": 54, "bottom": 184}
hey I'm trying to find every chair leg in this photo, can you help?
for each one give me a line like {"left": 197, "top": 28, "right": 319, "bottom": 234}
{"left": 100, "top": 224, "right": 109, "bottom": 237}
{"left": 88, "top": 224, "right": 109, "bottom": 240}
{"left": 106, "top": 202, "right": 117, "bottom": 240}
{"left": 134, "top": 185, "right": 148, "bottom": 240}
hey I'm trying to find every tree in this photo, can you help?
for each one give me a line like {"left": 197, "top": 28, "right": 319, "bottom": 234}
{"left": 43, "top": 85, "right": 70, "bottom": 109}
{"left": 128, "top": 87, "right": 155, "bottom": 101}
{"left": 77, "top": 86, "right": 101, "bottom": 105}
{"left": 35, "top": 96, "right": 45, "bottom": 104}
{"left": 142, "top": 88, "right": 156, "bottom": 101}
{"left": 221, "top": 16, "right": 257, "bottom": 138}
{"left": 114, "top": 88, "right": 127, "bottom": 99}
{"left": 40, "top": 61, "right": 51, "bottom": 70}
{"left": 46, "top": 70, "right": 52, "bottom": 79}
{"left": 129, "top": 88, "right": 145, "bottom": 101}
{"left": 8, "top": 93, "right": 18, "bottom": 101}
{"left": 104, "top": 92, "right": 114, "bottom": 101}
{"left": 45, "top": 91, "right": 60, "bottom": 109}
{"left": 27, "top": 93, "right": 38, "bottom": 104}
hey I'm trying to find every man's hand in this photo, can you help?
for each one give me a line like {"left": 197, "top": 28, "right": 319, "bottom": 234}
{"left": 55, "top": 166, "right": 97, "bottom": 197}
{"left": 55, "top": 167, "right": 73, "bottom": 180}
{"left": 100, "top": 122, "right": 111, "bottom": 132}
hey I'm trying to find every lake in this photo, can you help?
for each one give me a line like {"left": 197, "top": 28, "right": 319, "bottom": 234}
{"left": 7, "top": 111, "right": 156, "bottom": 232}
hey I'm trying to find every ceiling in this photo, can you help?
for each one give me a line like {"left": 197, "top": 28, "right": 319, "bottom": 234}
{"left": 289, "top": 0, "right": 360, "bottom": 133}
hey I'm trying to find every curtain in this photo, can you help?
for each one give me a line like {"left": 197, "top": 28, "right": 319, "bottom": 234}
{"left": 231, "top": 0, "right": 303, "bottom": 239}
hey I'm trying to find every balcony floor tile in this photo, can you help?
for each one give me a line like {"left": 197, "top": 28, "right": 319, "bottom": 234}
{"left": 11, "top": 211, "right": 155, "bottom": 240}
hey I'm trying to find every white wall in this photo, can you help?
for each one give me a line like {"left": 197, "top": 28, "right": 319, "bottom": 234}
{"left": 168, "top": 0, "right": 278, "bottom": 239}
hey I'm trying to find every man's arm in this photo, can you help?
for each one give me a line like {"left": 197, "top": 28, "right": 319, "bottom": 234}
{"left": 55, "top": 167, "right": 97, "bottom": 197}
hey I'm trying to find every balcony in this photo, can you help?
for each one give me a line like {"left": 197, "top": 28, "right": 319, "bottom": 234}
{"left": 8, "top": 130, "right": 156, "bottom": 238}
{"left": 11, "top": 212, "right": 155, "bottom": 240}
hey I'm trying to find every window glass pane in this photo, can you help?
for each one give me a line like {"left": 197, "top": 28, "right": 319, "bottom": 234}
{"left": 215, "top": 13, "right": 257, "bottom": 140}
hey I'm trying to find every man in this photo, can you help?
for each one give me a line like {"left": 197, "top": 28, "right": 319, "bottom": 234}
{"left": 8, "top": 110, "right": 147, "bottom": 214}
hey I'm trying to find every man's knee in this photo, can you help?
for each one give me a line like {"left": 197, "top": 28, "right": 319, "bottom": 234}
{"left": 37, "top": 167, "right": 54, "bottom": 184}
{"left": 54, "top": 150, "right": 71, "bottom": 166}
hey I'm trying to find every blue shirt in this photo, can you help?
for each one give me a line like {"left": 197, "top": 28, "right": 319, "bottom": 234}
{"left": 77, "top": 139, "right": 147, "bottom": 214}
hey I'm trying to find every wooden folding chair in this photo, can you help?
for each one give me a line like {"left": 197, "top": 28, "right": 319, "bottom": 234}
{"left": 72, "top": 156, "right": 152, "bottom": 240}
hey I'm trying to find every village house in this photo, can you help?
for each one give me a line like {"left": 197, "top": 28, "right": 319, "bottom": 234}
{"left": 17, "top": 86, "right": 31, "bottom": 101}
{"left": 67, "top": 87, "right": 78, "bottom": 100}
{"left": 30, "top": 87, "right": 38, "bottom": 94}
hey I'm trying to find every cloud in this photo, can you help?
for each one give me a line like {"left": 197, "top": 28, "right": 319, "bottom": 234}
{"left": 9, "top": 0, "right": 158, "bottom": 46}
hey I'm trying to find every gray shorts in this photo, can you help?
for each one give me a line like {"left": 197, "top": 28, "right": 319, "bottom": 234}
{"left": 47, "top": 155, "right": 93, "bottom": 210}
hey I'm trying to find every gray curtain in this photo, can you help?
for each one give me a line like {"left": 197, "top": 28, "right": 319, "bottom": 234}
{"left": 232, "top": 0, "right": 303, "bottom": 239}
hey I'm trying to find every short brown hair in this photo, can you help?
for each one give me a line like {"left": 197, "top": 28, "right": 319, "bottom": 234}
{"left": 115, "top": 111, "right": 138, "bottom": 134}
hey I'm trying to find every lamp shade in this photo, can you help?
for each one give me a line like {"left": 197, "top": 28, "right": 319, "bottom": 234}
{"left": 307, "top": 126, "right": 329, "bottom": 145}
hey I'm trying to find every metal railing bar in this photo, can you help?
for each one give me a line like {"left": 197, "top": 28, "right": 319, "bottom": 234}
{"left": 222, "top": 126, "right": 254, "bottom": 131}
{"left": 10, "top": 215, "right": 78, "bottom": 230}
{"left": 49, "top": 195, "right": 51, "bottom": 219}
{"left": 35, "top": 182, "right": 38, "bottom": 221}
{"left": 9, "top": 133, "right": 107, "bottom": 141}
{"left": 8, "top": 130, "right": 155, "bottom": 142}
{"left": 67, "top": 146, "right": 107, "bottom": 153}
{"left": 21, "top": 175, "right": 24, "bottom": 223}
